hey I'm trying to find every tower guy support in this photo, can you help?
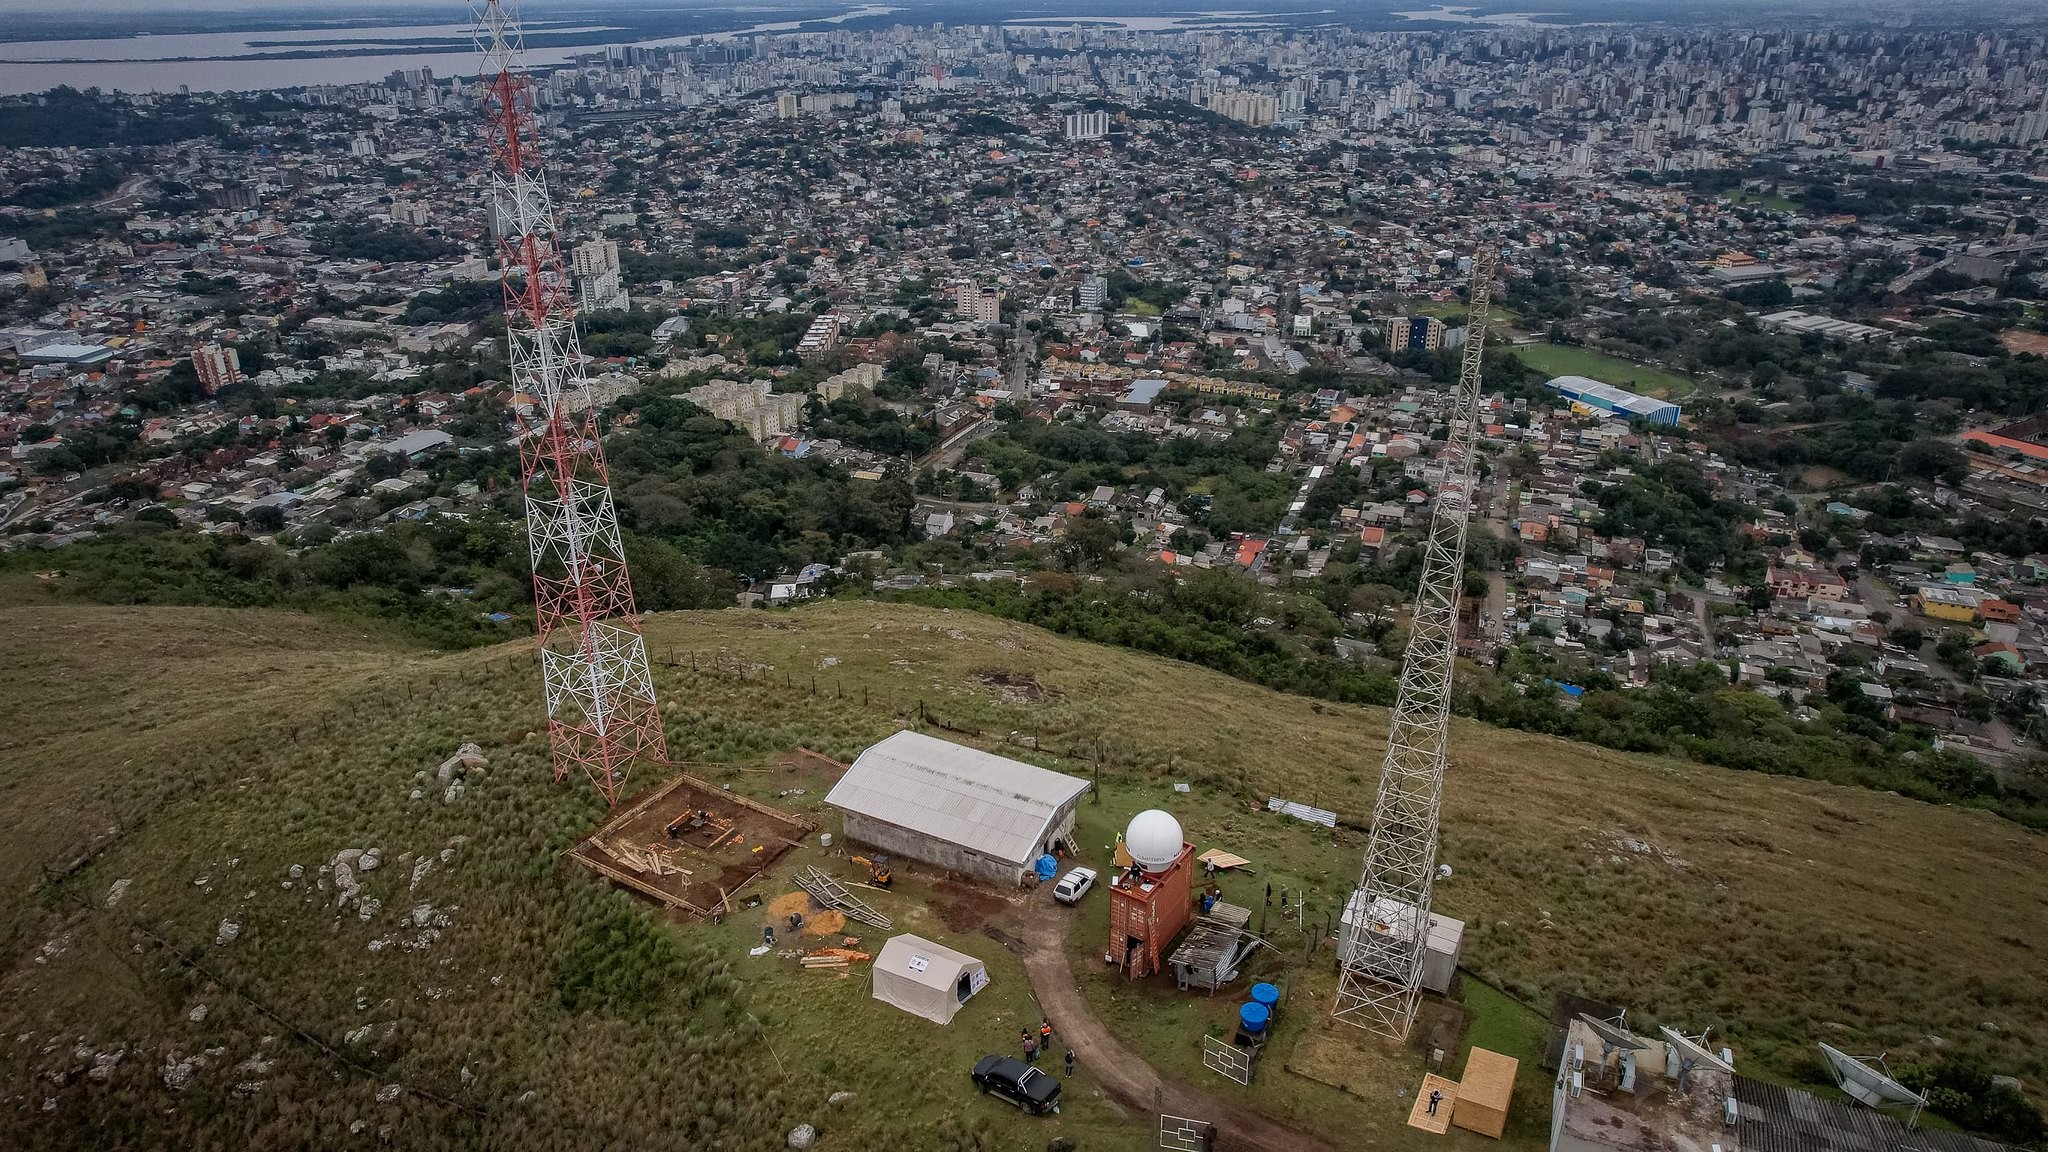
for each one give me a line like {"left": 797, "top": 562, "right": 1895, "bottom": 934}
{"left": 474, "top": 0, "right": 665, "bottom": 805}
{"left": 1334, "top": 244, "right": 1499, "bottom": 1038}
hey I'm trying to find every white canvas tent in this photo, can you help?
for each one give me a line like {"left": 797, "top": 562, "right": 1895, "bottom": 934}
{"left": 871, "top": 934, "right": 988, "bottom": 1025}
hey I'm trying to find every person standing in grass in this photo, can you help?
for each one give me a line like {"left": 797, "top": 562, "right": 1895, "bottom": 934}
{"left": 1064, "top": 1049, "right": 1076, "bottom": 1078}
{"left": 1024, "top": 1035, "right": 1039, "bottom": 1063}
{"left": 1040, "top": 1020, "right": 1054, "bottom": 1052}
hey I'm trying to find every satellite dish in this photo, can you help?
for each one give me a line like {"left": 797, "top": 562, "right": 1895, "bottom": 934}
{"left": 1124, "top": 809, "right": 1184, "bottom": 870}
{"left": 1660, "top": 1026, "right": 1734, "bottom": 1087}
{"left": 1819, "top": 1044, "right": 1927, "bottom": 1121}
{"left": 1579, "top": 1014, "right": 1653, "bottom": 1054}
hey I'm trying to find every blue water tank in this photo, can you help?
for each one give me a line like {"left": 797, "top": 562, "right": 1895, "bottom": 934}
{"left": 1251, "top": 983, "right": 1280, "bottom": 1009}
{"left": 1238, "top": 1002, "right": 1270, "bottom": 1034}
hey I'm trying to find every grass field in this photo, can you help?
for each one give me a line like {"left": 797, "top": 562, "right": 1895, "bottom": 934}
{"left": 1, "top": 598, "right": 2043, "bottom": 1148}
{"left": 1509, "top": 342, "right": 1700, "bottom": 398}
{"left": 1722, "top": 190, "right": 1803, "bottom": 215}
{"left": 1413, "top": 299, "right": 1526, "bottom": 329}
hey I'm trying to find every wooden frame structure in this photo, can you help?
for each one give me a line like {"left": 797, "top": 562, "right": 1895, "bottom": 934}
{"left": 569, "top": 768, "right": 817, "bottom": 916}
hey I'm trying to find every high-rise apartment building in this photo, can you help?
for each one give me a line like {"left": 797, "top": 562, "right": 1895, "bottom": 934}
{"left": 192, "top": 344, "right": 243, "bottom": 396}
{"left": 570, "top": 239, "right": 628, "bottom": 314}
{"left": 1207, "top": 90, "right": 1278, "bottom": 127}
{"left": 1076, "top": 274, "right": 1108, "bottom": 310}
{"left": 1386, "top": 316, "right": 1446, "bottom": 353}
{"left": 956, "top": 283, "right": 1001, "bottom": 327}
{"left": 1064, "top": 110, "right": 1110, "bottom": 140}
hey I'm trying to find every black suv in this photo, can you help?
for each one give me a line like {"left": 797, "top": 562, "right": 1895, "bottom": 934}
{"left": 970, "top": 1054, "right": 1062, "bottom": 1115}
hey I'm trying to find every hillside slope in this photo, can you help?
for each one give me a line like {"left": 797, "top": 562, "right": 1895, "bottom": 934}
{"left": 0, "top": 601, "right": 2041, "bottom": 1148}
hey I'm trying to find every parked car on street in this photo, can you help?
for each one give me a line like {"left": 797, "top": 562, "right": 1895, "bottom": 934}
{"left": 1051, "top": 866, "right": 1097, "bottom": 905}
{"left": 970, "top": 1054, "right": 1062, "bottom": 1115}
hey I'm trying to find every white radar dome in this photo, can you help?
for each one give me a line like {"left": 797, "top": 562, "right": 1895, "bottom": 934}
{"left": 1124, "top": 810, "right": 1185, "bottom": 870}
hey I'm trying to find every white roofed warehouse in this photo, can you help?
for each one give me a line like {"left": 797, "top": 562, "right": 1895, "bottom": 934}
{"left": 1546, "top": 375, "right": 1681, "bottom": 426}
{"left": 824, "top": 731, "right": 1091, "bottom": 887}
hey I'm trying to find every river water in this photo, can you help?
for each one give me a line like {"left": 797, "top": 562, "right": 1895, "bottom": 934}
{"left": 0, "top": 5, "right": 900, "bottom": 96}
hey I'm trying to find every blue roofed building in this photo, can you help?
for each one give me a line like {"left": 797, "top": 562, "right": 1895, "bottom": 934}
{"left": 1545, "top": 375, "right": 1681, "bottom": 426}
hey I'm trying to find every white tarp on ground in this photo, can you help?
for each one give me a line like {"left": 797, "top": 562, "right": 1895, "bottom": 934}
{"left": 871, "top": 934, "right": 988, "bottom": 1025}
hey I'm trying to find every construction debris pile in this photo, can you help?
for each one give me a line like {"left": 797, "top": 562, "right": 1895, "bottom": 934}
{"left": 793, "top": 866, "right": 893, "bottom": 930}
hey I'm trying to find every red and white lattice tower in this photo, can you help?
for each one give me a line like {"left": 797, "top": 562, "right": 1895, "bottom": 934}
{"left": 473, "top": 0, "right": 665, "bottom": 806}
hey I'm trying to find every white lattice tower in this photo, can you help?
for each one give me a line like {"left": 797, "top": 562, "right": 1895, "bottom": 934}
{"left": 474, "top": 0, "right": 666, "bottom": 806}
{"left": 1334, "top": 245, "right": 1499, "bottom": 1038}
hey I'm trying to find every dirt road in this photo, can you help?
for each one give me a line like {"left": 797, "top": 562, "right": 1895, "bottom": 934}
{"left": 1004, "top": 904, "right": 1340, "bottom": 1152}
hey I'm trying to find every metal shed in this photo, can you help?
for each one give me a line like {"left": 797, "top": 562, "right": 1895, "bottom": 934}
{"left": 1168, "top": 900, "right": 1256, "bottom": 992}
{"left": 825, "top": 731, "right": 1091, "bottom": 886}
{"left": 1338, "top": 891, "right": 1465, "bottom": 994}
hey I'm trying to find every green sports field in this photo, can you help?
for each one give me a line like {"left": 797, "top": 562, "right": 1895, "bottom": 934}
{"left": 1508, "top": 342, "right": 1700, "bottom": 398}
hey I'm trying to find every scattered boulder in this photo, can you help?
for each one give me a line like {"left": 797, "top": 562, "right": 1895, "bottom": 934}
{"left": 438, "top": 743, "right": 488, "bottom": 782}
{"left": 517, "top": 1090, "right": 538, "bottom": 1107}
{"left": 188, "top": 1005, "right": 209, "bottom": 1024}
{"left": 787, "top": 1124, "right": 818, "bottom": 1149}
{"left": 160, "top": 1056, "right": 197, "bottom": 1092}
{"left": 333, "top": 849, "right": 364, "bottom": 869}
{"left": 345, "top": 1025, "right": 374, "bottom": 1046}
{"left": 1047, "top": 1139, "right": 1078, "bottom": 1152}
{"left": 828, "top": 1091, "right": 857, "bottom": 1107}
{"left": 410, "top": 860, "right": 433, "bottom": 891}
{"left": 105, "top": 879, "right": 131, "bottom": 908}
{"left": 443, "top": 780, "right": 465, "bottom": 805}
{"left": 333, "top": 863, "right": 359, "bottom": 908}
{"left": 375, "top": 1084, "right": 402, "bottom": 1104}
{"left": 359, "top": 849, "right": 381, "bottom": 873}
{"left": 215, "top": 920, "right": 241, "bottom": 946}
{"left": 357, "top": 898, "right": 381, "bottom": 922}
{"left": 86, "top": 1050, "right": 124, "bottom": 1082}
{"left": 288, "top": 864, "right": 304, "bottom": 880}
{"left": 410, "top": 904, "right": 434, "bottom": 928}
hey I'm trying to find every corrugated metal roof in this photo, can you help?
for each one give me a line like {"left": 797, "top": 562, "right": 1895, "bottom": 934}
{"left": 1734, "top": 1076, "right": 2014, "bottom": 1152}
{"left": 825, "top": 731, "right": 1089, "bottom": 866}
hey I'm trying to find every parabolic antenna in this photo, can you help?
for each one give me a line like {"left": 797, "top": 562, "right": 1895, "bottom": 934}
{"left": 1662, "top": 1020, "right": 1728, "bottom": 1074}
{"left": 1819, "top": 1043, "right": 1927, "bottom": 1112}
{"left": 1579, "top": 1014, "right": 1653, "bottom": 1053}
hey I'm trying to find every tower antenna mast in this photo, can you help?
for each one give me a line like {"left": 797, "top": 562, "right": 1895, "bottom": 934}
{"left": 473, "top": 0, "right": 666, "bottom": 805}
{"left": 1334, "top": 243, "right": 1498, "bottom": 1037}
